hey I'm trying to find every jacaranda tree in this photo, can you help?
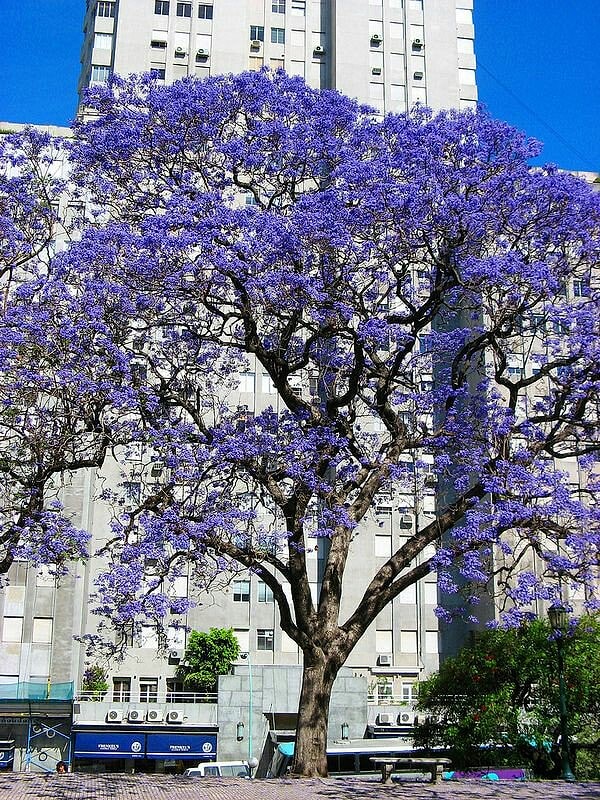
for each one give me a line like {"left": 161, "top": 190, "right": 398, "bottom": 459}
{"left": 0, "top": 128, "right": 136, "bottom": 578}
{"left": 2, "top": 72, "right": 600, "bottom": 776}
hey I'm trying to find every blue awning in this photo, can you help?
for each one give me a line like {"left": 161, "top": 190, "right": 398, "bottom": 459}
{"left": 0, "top": 746, "right": 15, "bottom": 766}
{"left": 74, "top": 731, "right": 145, "bottom": 759}
{"left": 146, "top": 733, "right": 217, "bottom": 760}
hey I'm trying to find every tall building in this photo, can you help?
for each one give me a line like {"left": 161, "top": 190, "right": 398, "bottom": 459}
{"left": 78, "top": 0, "right": 477, "bottom": 115}
{"left": 1, "top": 0, "right": 478, "bottom": 774}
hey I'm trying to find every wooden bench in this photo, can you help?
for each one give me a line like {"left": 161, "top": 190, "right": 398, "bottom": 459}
{"left": 369, "top": 756, "right": 452, "bottom": 784}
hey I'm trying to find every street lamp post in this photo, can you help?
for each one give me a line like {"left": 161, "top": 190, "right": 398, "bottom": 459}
{"left": 547, "top": 606, "right": 576, "bottom": 782}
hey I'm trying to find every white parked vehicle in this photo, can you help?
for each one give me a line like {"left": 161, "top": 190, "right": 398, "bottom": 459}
{"left": 183, "top": 761, "right": 251, "bottom": 778}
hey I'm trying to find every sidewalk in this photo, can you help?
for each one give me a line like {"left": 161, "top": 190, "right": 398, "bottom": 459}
{"left": 1, "top": 774, "right": 600, "bottom": 800}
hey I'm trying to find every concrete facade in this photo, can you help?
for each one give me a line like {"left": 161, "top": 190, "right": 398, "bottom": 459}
{"left": 78, "top": 0, "right": 477, "bottom": 115}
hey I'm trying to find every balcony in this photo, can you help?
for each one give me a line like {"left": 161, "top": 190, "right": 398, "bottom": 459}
{"left": 75, "top": 689, "right": 217, "bottom": 704}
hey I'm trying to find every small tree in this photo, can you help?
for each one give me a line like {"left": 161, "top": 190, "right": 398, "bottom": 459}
{"left": 81, "top": 664, "right": 109, "bottom": 699}
{"left": 176, "top": 628, "right": 240, "bottom": 694}
{"left": 415, "top": 618, "right": 600, "bottom": 776}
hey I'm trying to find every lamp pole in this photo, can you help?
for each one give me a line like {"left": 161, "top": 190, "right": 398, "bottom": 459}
{"left": 548, "top": 606, "right": 576, "bottom": 782}
{"left": 240, "top": 651, "right": 257, "bottom": 775}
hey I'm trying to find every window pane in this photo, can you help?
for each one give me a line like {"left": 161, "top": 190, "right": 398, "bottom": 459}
{"left": 140, "top": 625, "right": 159, "bottom": 648}
{"left": 91, "top": 65, "right": 111, "bottom": 83}
{"left": 155, "top": 0, "right": 170, "bottom": 14}
{"left": 258, "top": 581, "right": 274, "bottom": 603}
{"left": 177, "top": 1, "right": 192, "bottom": 15}
{"left": 271, "top": 27, "right": 285, "bottom": 44}
{"left": 167, "top": 625, "right": 186, "bottom": 649}
{"left": 234, "top": 629, "right": 249, "bottom": 651}
{"left": 239, "top": 372, "right": 255, "bottom": 392}
{"left": 272, "top": 0, "right": 285, "bottom": 12}
{"left": 32, "top": 618, "right": 53, "bottom": 643}
{"left": 140, "top": 678, "right": 158, "bottom": 702}
{"left": 96, "top": 1, "right": 115, "bottom": 17}
{"left": 250, "top": 26, "right": 265, "bottom": 41}
{"left": 233, "top": 579, "right": 250, "bottom": 602}
{"left": 2, "top": 617, "right": 23, "bottom": 643}
{"left": 198, "top": 3, "right": 213, "bottom": 18}
{"left": 375, "top": 629, "right": 392, "bottom": 653}
{"left": 400, "top": 630, "right": 418, "bottom": 653}
{"left": 113, "top": 678, "right": 131, "bottom": 702}
{"left": 257, "top": 629, "right": 274, "bottom": 650}
{"left": 94, "top": 33, "right": 113, "bottom": 49}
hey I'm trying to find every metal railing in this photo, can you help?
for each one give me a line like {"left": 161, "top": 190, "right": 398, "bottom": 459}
{"left": 367, "top": 693, "right": 416, "bottom": 706}
{"left": 74, "top": 689, "right": 218, "bottom": 704}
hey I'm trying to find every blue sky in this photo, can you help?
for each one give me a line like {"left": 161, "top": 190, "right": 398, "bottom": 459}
{"left": 0, "top": 0, "right": 598, "bottom": 171}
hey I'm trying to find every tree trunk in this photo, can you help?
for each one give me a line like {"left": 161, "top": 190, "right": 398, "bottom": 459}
{"left": 291, "top": 656, "right": 338, "bottom": 777}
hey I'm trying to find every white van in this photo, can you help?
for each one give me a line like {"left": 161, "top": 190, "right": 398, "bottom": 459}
{"left": 183, "top": 761, "right": 251, "bottom": 778}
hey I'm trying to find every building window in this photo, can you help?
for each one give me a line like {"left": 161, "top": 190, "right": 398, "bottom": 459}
{"left": 151, "top": 39, "right": 167, "bottom": 49}
{"left": 112, "top": 677, "right": 131, "bottom": 702}
{"left": 94, "top": 32, "right": 113, "bottom": 49}
{"left": 90, "top": 65, "right": 111, "bottom": 83}
{"left": 166, "top": 678, "right": 185, "bottom": 702}
{"left": 271, "top": 27, "right": 285, "bottom": 44}
{"left": 96, "top": 1, "right": 116, "bottom": 17}
{"left": 377, "top": 678, "right": 393, "bottom": 701}
{"left": 155, "top": 0, "right": 170, "bottom": 14}
{"left": 151, "top": 67, "right": 167, "bottom": 80}
{"left": 233, "top": 579, "right": 250, "bottom": 602}
{"left": 573, "top": 278, "right": 590, "bottom": 297}
{"left": 258, "top": 581, "right": 274, "bottom": 603}
{"left": 257, "top": 629, "right": 274, "bottom": 650}
{"left": 239, "top": 372, "right": 255, "bottom": 392}
{"left": 272, "top": 0, "right": 285, "bottom": 12}
{"left": 177, "top": 1, "right": 192, "bottom": 15}
{"left": 198, "top": 3, "right": 213, "bottom": 18}
{"left": 2, "top": 617, "right": 23, "bottom": 643}
{"left": 291, "top": 0, "right": 305, "bottom": 13}
{"left": 139, "top": 678, "right": 159, "bottom": 703}
{"left": 401, "top": 681, "right": 416, "bottom": 702}
{"left": 250, "top": 25, "right": 265, "bottom": 42}
{"left": 167, "top": 624, "right": 185, "bottom": 649}
{"left": 32, "top": 618, "right": 53, "bottom": 643}
{"left": 117, "top": 624, "right": 134, "bottom": 648}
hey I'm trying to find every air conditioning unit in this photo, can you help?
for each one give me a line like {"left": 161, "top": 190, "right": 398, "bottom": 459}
{"left": 107, "top": 709, "right": 123, "bottom": 723}
{"left": 196, "top": 48, "right": 209, "bottom": 58}
{"left": 413, "top": 71, "right": 424, "bottom": 80}
{"left": 147, "top": 709, "right": 164, "bottom": 723}
{"left": 175, "top": 47, "right": 186, "bottom": 55}
{"left": 398, "top": 711, "right": 415, "bottom": 725}
{"left": 413, "top": 38, "right": 423, "bottom": 47}
{"left": 168, "top": 649, "right": 184, "bottom": 663}
{"left": 377, "top": 712, "right": 394, "bottom": 726}
{"left": 127, "top": 709, "right": 144, "bottom": 723}
{"left": 400, "top": 513, "right": 413, "bottom": 527}
{"left": 372, "top": 67, "right": 382, "bottom": 75}
{"left": 313, "top": 45, "right": 325, "bottom": 54}
{"left": 370, "top": 34, "right": 382, "bottom": 43}
{"left": 250, "top": 39, "right": 262, "bottom": 49}
{"left": 378, "top": 653, "right": 392, "bottom": 666}
{"left": 167, "top": 710, "right": 185, "bottom": 724}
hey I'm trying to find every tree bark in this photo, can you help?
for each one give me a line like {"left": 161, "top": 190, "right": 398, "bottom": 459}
{"left": 291, "top": 656, "right": 339, "bottom": 777}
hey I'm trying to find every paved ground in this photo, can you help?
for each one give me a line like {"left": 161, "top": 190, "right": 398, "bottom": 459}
{"left": 1, "top": 774, "right": 600, "bottom": 800}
